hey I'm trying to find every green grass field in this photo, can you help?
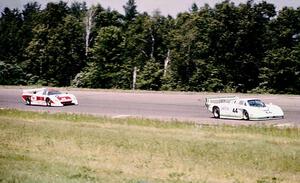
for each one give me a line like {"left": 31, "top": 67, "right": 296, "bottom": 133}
{"left": 0, "top": 109, "right": 299, "bottom": 183}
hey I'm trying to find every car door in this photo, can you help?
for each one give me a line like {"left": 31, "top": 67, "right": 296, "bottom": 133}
{"left": 220, "top": 101, "right": 236, "bottom": 117}
{"left": 219, "top": 103, "right": 231, "bottom": 117}
{"left": 32, "top": 90, "right": 46, "bottom": 105}
{"left": 227, "top": 100, "right": 243, "bottom": 118}
{"left": 234, "top": 100, "right": 246, "bottom": 118}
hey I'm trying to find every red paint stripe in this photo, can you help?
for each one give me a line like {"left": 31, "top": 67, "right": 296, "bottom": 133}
{"left": 37, "top": 96, "right": 44, "bottom": 101}
{"left": 21, "top": 95, "right": 30, "bottom": 101}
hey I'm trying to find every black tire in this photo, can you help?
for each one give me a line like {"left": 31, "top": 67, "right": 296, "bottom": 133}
{"left": 26, "top": 97, "right": 31, "bottom": 105}
{"left": 46, "top": 98, "right": 51, "bottom": 106}
{"left": 213, "top": 107, "right": 220, "bottom": 118}
{"left": 243, "top": 110, "right": 249, "bottom": 120}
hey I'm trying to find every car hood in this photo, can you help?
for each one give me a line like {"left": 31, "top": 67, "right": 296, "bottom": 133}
{"left": 250, "top": 104, "right": 283, "bottom": 116}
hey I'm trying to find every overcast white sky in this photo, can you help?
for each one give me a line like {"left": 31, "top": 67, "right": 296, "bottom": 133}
{"left": 1, "top": 0, "right": 300, "bottom": 16}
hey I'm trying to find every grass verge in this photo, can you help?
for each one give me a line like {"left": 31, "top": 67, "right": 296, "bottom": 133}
{"left": 0, "top": 109, "right": 299, "bottom": 183}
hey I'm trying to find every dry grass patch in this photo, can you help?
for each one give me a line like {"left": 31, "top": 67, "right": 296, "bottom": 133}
{"left": 0, "top": 109, "right": 299, "bottom": 182}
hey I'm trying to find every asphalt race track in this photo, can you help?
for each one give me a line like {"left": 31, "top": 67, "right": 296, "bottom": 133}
{"left": 0, "top": 87, "right": 299, "bottom": 127}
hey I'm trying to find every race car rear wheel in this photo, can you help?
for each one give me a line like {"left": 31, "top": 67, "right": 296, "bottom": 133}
{"left": 26, "top": 97, "right": 31, "bottom": 105}
{"left": 213, "top": 106, "right": 220, "bottom": 118}
{"left": 243, "top": 110, "right": 249, "bottom": 120}
{"left": 46, "top": 98, "right": 51, "bottom": 106}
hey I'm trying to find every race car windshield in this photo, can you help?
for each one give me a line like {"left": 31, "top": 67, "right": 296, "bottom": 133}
{"left": 247, "top": 100, "right": 266, "bottom": 107}
{"left": 48, "top": 90, "right": 61, "bottom": 95}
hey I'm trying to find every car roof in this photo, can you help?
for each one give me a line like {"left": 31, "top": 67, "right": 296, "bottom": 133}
{"left": 47, "top": 88, "right": 59, "bottom": 91}
{"left": 238, "top": 98, "right": 261, "bottom": 101}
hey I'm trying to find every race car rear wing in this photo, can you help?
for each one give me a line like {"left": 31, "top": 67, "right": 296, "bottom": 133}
{"left": 205, "top": 96, "right": 237, "bottom": 108}
{"left": 22, "top": 88, "right": 46, "bottom": 95}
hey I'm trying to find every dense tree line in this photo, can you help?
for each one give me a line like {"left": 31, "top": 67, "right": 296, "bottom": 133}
{"left": 0, "top": 0, "right": 299, "bottom": 94}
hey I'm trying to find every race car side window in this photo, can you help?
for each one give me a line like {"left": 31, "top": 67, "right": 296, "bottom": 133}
{"left": 48, "top": 90, "right": 61, "bottom": 95}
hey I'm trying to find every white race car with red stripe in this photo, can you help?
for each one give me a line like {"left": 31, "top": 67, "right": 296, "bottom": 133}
{"left": 22, "top": 88, "right": 78, "bottom": 106}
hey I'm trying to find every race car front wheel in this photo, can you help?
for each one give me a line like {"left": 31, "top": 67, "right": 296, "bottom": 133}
{"left": 26, "top": 97, "right": 31, "bottom": 105}
{"left": 46, "top": 98, "right": 51, "bottom": 107}
{"left": 243, "top": 110, "right": 249, "bottom": 120}
{"left": 213, "top": 107, "right": 220, "bottom": 118}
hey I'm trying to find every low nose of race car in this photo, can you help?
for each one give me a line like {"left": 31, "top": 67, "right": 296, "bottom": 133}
{"left": 56, "top": 95, "right": 72, "bottom": 102}
{"left": 250, "top": 106, "right": 284, "bottom": 119}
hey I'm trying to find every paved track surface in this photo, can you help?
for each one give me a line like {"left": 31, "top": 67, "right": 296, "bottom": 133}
{"left": 0, "top": 87, "right": 299, "bottom": 126}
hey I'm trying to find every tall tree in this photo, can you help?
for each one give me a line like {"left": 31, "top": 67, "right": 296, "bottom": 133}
{"left": 0, "top": 7, "right": 25, "bottom": 85}
{"left": 86, "top": 5, "right": 123, "bottom": 55}
{"left": 21, "top": 2, "right": 41, "bottom": 63}
{"left": 232, "top": 1, "right": 276, "bottom": 91}
{"left": 269, "top": 7, "right": 300, "bottom": 49}
{"left": 70, "top": 1, "right": 87, "bottom": 18}
{"left": 137, "top": 58, "right": 163, "bottom": 90}
{"left": 123, "top": 0, "right": 138, "bottom": 23}
{"left": 23, "top": 1, "right": 85, "bottom": 86}
{"left": 260, "top": 47, "right": 300, "bottom": 94}
{"left": 74, "top": 26, "right": 124, "bottom": 88}
{"left": 0, "top": 7, "right": 23, "bottom": 62}
{"left": 190, "top": 3, "right": 199, "bottom": 13}
{"left": 41, "top": 1, "right": 69, "bottom": 28}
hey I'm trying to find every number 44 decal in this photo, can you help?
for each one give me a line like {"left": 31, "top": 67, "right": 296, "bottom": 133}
{"left": 232, "top": 108, "right": 238, "bottom": 113}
